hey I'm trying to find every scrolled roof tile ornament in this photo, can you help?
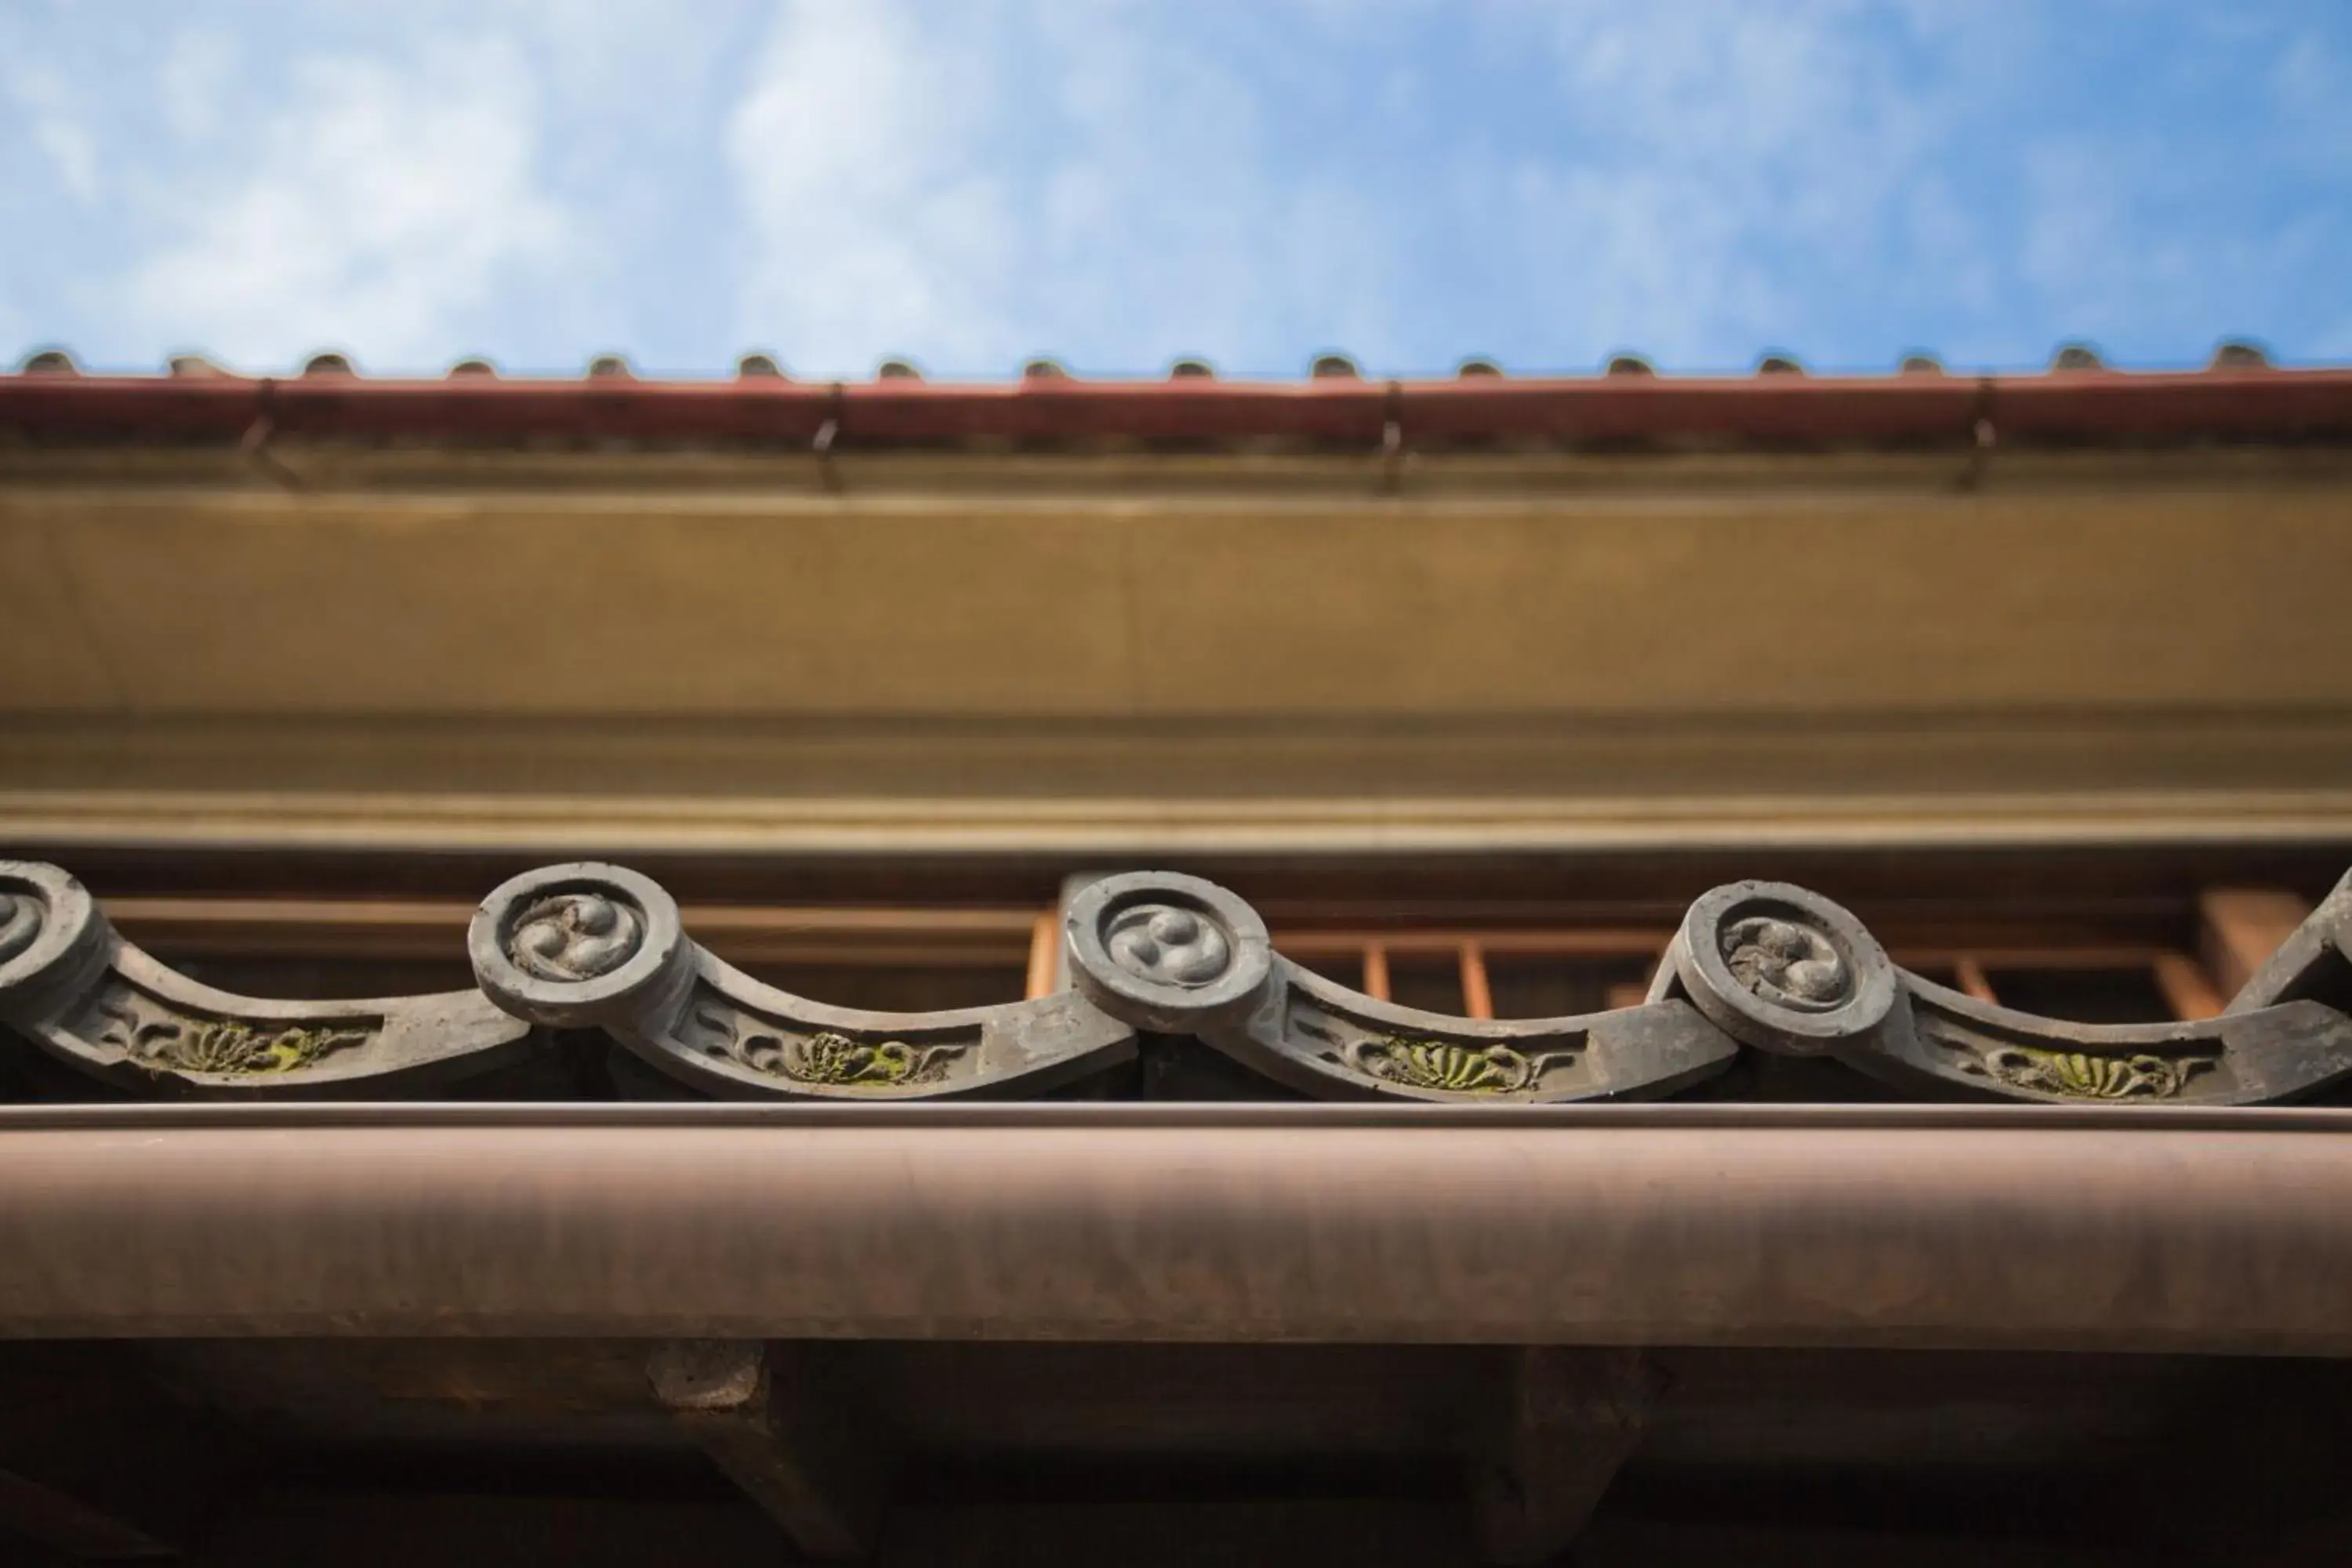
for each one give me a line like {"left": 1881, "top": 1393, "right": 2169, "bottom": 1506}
{"left": 1663, "top": 881, "right": 1898, "bottom": 1058}
{"left": 1660, "top": 873, "right": 2352, "bottom": 1105}
{"left": 1886, "top": 978, "right": 2347, "bottom": 1106}
{"left": 470, "top": 863, "right": 691, "bottom": 1029}
{"left": 0, "top": 890, "right": 41, "bottom": 969}
{"left": 2225, "top": 866, "right": 2352, "bottom": 1021}
{"left": 1072, "top": 870, "right": 1737, "bottom": 1102}
{"left": 0, "top": 858, "right": 530, "bottom": 1097}
{"left": 472, "top": 862, "right": 1135, "bottom": 1100}
{"left": 1065, "top": 873, "right": 1273, "bottom": 1033}
{"left": 0, "top": 862, "right": 107, "bottom": 1011}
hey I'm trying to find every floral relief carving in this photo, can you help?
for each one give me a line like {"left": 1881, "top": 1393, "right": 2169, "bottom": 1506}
{"left": 691, "top": 1004, "right": 971, "bottom": 1090}
{"left": 93, "top": 990, "right": 373, "bottom": 1076}
{"left": 1345, "top": 1035, "right": 1573, "bottom": 1095}
{"left": 1969, "top": 1042, "right": 2217, "bottom": 1100}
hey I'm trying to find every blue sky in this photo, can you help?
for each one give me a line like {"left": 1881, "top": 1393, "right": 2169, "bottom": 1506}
{"left": 3, "top": 2, "right": 2347, "bottom": 379}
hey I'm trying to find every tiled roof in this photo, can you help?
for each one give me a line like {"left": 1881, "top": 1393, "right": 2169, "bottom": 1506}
{"left": 4, "top": 344, "right": 2348, "bottom": 448}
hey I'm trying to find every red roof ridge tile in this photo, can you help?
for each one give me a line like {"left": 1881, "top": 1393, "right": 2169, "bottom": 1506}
{"left": 2, "top": 356, "right": 2345, "bottom": 448}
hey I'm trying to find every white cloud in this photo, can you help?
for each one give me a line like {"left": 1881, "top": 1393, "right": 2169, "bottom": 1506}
{"left": 720, "top": 0, "right": 1994, "bottom": 374}
{"left": 728, "top": 2, "right": 1022, "bottom": 373}
{"left": 122, "top": 39, "right": 566, "bottom": 372}
{"left": 724, "top": 1, "right": 1410, "bottom": 376}
{"left": 1504, "top": 2, "right": 1972, "bottom": 365}
{"left": 158, "top": 27, "right": 240, "bottom": 142}
{"left": 9, "top": 62, "right": 100, "bottom": 204}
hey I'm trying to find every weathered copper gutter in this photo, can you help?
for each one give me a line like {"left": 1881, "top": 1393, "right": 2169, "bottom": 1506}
{"left": 3, "top": 1103, "right": 2350, "bottom": 1353}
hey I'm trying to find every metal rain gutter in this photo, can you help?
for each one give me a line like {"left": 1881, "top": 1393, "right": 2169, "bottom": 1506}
{"left": 4, "top": 1102, "right": 2350, "bottom": 1352}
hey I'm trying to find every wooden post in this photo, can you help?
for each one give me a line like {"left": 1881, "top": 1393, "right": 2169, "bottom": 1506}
{"left": 1468, "top": 1347, "right": 1660, "bottom": 1565}
{"left": 1605, "top": 953, "right": 1659, "bottom": 1012}
{"left": 1954, "top": 956, "right": 1998, "bottom": 1004}
{"left": 648, "top": 1340, "right": 880, "bottom": 1562}
{"left": 2152, "top": 953, "right": 2227, "bottom": 1021}
{"left": 2201, "top": 889, "right": 2314, "bottom": 1001}
{"left": 1023, "top": 910, "right": 1059, "bottom": 1000}
{"left": 1459, "top": 942, "right": 1495, "bottom": 1021}
{"left": 1362, "top": 942, "right": 1392, "bottom": 1002}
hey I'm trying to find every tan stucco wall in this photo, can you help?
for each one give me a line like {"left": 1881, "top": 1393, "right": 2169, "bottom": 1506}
{"left": 4, "top": 452, "right": 2348, "bottom": 851}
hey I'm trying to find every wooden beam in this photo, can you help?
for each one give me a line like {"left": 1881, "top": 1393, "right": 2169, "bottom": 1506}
{"left": 102, "top": 896, "right": 2194, "bottom": 977}
{"left": 103, "top": 896, "right": 1037, "bottom": 968}
{"left": 1895, "top": 945, "right": 2170, "bottom": 971}
{"left": 1277, "top": 928, "right": 1677, "bottom": 960}
{"left": 1268, "top": 931, "right": 2174, "bottom": 970}
{"left": 1361, "top": 943, "right": 1392, "bottom": 1002}
{"left": 2201, "top": 889, "right": 2315, "bottom": 1000}
{"left": 1467, "top": 1347, "right": 1659, "bottom": 1565}
{"left": 648, "top": 1340, "right": 880, "bottom": 1563}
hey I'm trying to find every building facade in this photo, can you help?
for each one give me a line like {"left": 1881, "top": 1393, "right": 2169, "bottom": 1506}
{"left": 3, "top": 350, "right": 2352, "bottom": 1563}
